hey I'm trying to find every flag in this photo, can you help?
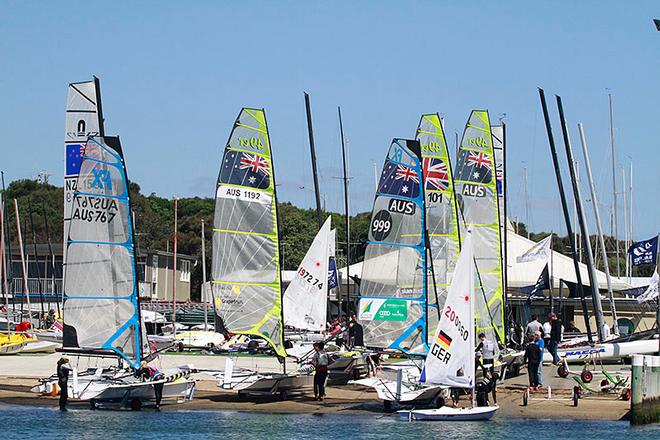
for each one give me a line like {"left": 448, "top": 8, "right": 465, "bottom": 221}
{"left": 517, "top": 235, "right": 552, "bottom": 263}
{"left": 65, "top": 143, "right": 85, "bottom": 176}
{"left": 629, "top": 236, "right": 658, "bottom": 266}
{"left": 637, "top": 270, "right": 659, "bottom": 304}
{"left": 436, "top": 330, "right": 452, "bottom": 349}
{"left": 377, "top": 160, "right": 420, "bottom": 198}
{"left": 422, "top": 157, "right": 449, "bottom": 191}
{"left": 654, "top": 18, "right": 660, "bottom": 31}
{"left": 219, "top": 150, "right": 271, "bottom": 189}
{"left": 327, "top": 257, "right": 338, "bottom": 290}
{"left": 524, "top": 264, "right": 550, "bottom": 304}
{"left": 455, "top": 149, "right": 492, "bottom": 184}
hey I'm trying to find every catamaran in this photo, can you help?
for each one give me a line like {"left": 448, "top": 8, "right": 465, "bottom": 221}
{"left": 212, "top": 108, "right": 314, "bottom": 398}
{"left": 399, "top": 231, "right": 498, "bottom": 421}
{"left": 34, "top": 135, "right": 195, "bottom": 409}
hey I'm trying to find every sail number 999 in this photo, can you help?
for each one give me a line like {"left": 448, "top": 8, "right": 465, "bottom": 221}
{"left": 371, "top": 210, "right": 392, "bottom": 241}
{"left": 444, "top": 305, "right": 469, "bottom": 341}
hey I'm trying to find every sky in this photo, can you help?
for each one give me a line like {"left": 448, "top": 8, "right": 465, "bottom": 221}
{"left": 1, "top": 1, "right": 659, "bottom": 240}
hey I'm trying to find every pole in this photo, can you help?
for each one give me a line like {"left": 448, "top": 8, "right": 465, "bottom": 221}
{"left": 538, "top": 88, "right": 593, "bottom": 343}
{"left": 556, "top": 95, "right": 605, "bottom": 342}
{"left": 0, "top": 198, "right": 9, "bottom": 331}
{"left": 41, "top": 201, "right": 60, "bottom": 317}
{"left": 14, "top": 199, "right": 31, "bottom": 326}
{"left": 1, "top": 173, "right": 14, "bottom": 312}
{"left": 578, "top": 123, "right": 619, "bottom": 335}
{"left": 523, "top": 166, "right": 530, "bottom": 239}
{"left": 201, "top": 219, "right": 208, "bottom": 331}
{"left": 28, "top": 202, "right": 46, "bottom": 325}
{"left": 339, "top": 107, "right": 350, "bottom": 318}
{"left": 172, "top": 197, "right": 178, "bottom": 336}
{"left": 304, "top": 92, "right": 323, "bottom": 229}
{"left": 622, "top": 166, "right": 629, "bottom": 281}
{"left": 609, "top": 93, "right": 620, "bottom": 278}
{"left": 629, "top": 161, "right": 634, "bottom": 277}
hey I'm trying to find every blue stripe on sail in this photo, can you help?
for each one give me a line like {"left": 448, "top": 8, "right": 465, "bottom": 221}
{"left": 392, "top": 315, "right": 428, "bottom": 355}
{"left": 68, "top": 240, "right": 131, "bottom": 247}
{"left": 65, "top": 295, "right": 135, "bottom": 301}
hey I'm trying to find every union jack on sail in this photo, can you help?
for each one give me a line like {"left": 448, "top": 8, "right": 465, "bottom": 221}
{"left": 239, "top": 153, "right": 270, "bottom": 176}
{"left": 467, "top": 152, "right": 491, "bottom": 170}
{"left": 422, "top": 157, "right": 449, "bottom": 191}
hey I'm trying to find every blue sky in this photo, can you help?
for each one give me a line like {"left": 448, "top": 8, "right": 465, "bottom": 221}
{"left": 1, "top": 1, "right": 658, "bottom": 240}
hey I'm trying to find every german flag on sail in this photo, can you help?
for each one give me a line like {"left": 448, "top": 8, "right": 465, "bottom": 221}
{"left": 436, "top": 330, "right": 452, "bottom": 349}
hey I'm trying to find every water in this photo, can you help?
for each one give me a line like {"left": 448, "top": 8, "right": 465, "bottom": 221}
{"left": 2, "top": 404, "right": 658, "bottom": 439}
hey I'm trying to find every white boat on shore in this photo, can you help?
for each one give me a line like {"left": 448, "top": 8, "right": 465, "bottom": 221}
{"left": 399, "top": 405, "right": 498, "bottom": 421}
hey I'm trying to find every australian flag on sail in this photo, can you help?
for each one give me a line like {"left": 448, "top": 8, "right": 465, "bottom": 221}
{"left": 629, "top": 236, "right": 658, "bottom": 266}
{"left": 523, "top": 264, "right": 549, "bottom": 305}
{"left": 422, "top": 157, "right": 449, "bottom": 191}
{"left": 378, "top": 160, "right": 420, "bottom": 198}
{"left": 66, "top": 144, "right": 85, "bottom": 176}
{"left": 328, "top": 257, "right": 339, "bottom": 290}
{"left": 219, "top": 150, "right": 271, "bottom": 189}
{"left": 455, "top": 149, "right": 492, "bottom": 184}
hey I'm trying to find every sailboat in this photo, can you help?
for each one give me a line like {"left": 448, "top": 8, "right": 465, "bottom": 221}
{"left": 34, "top": 136, "right": 195, "bottom": 409}
{"left": 212, "top": 108, "right": 313, "bottom": 398}
{"left": 399, "top": 231, "right": 498, "bottom": 421}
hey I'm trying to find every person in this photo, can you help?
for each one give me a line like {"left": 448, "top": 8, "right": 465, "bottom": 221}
{"left": 475, "top": 333, "right": 495, "bottom": 375}
{"left": 136, "top": 361, "right": 165, "bottom": 410}
{"left": 349, "top": 319, "right": 364, "bottom": 347}
{"left": 57, "top": 357, "right": 72, "bottom": 411}
{"left": 475, "top": 369, "right": 499, "bottom": 406}
{"left": 525, "top": 315, "right": 543, "bottom": 338}
{"left": 534, "top": 331, "right": 545, "bottom": 388}
{"left": 548, "top": 313, "right": 562, "bottom": 365}
{"left": 602, "top": 322, "right": 611, "bottom": 341}
{"left": 542, "top": 319, "right": 551, "bottom": 348}
{"left": 335, "top": 318, "right": 346, "bottom": 348}
{"left": 45, "top": 309, "right": 56, "bottom": 328}
{"left": 523, "top": 335, "right": 541, "bottom": 391}
{"left": 311, "top": 342, "right": 329, "bottom": 401}
{"left": 565, "top": 321, "right": 581, "bottom": 333}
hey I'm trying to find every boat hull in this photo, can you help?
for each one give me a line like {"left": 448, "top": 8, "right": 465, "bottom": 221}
{"left": 543, "top": 339, "right": 658, "bottom": 363}
{"left": 399, "top": 405, "right": 498, "bottom": 421}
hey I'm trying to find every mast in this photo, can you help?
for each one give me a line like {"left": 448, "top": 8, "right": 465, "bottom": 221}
{"left": 1, "top": 173, "right": 14, "bottom": 312}
{"left": 523, "top": 166, "right": 530, "bottom": 238}
{"left": 622, "top": 166, "right": 629, "bottom": 281}
{"left": 201, "top": 219, "right": 208, "bottom": 331}
{"left": 556, "top": 95, "right": 605, "bottom": 342}
{"left": 41, "top": 201, "right": 60, "bottom": 317}
{"left": 27, "top": 202, "right": 46, "bottom": 324}
{"left": 538, "top": 89, "right": 593, "bottom": 342}
{"left": 578, "top": 123, "right": 619, "bottom": 334}
{"left": 172, "top": 197, "right": 178, "bottom": 336}
{"left": 0, "top": 196, "right": 8, "bottom": 327}
{"left": 501, "top": 123, "right": 509, "bottom": 315}
{"left": 14, "top": 200, "right": 31, "bottom": 326}
{"left": 608, "top": 93, "right": 620, "bottom": 277}
{"left": 629, "top": 161, "right": 633, "bottom": 278}
{"left": 304, "top": 93, "right": 323, "bottom": 229}
{"left": 338, "top": 107, "right": 350, "bottom": 318}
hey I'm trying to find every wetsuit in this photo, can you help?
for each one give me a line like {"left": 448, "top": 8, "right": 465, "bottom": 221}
{"left": 138, "top": 366, "right": 165, "bottom": 408}
{"left": 57, "top": 362, "right": 72, "bottom": 411}
{"left": 524, "top": 342, "right": 541, "bottom": 388}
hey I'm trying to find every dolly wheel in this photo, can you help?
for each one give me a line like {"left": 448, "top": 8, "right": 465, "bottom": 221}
{"left": 621, "top": 389, "right": 631, "bottom": 401}
{"left": 581, "top": 370, "right": 593, "bottom": 383}
{"left": 557, "top": 365, "right": 569, "bottom": 378}
{"left": 130, "top": 398, "right": 142, "bottom": 411}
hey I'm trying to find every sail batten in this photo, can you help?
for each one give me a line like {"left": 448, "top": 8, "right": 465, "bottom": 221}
{"left": 358, "top": 139, "right": 428, "bottom": 355}
{"left": 453, "top": 110, "right": 505, "bottom": 349}
{"left": 212, "top": 108, "right": 285, "bottom": 357}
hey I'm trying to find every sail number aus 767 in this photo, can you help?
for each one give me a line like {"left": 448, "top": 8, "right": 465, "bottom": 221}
{"left": 297, "top": 267, "right": 324, "bottom": 290}
{"left": 71, "top": 195, "right": 119, "bottom": 224}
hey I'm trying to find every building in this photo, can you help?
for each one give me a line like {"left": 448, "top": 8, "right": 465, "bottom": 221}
{"left": 4, "top": 243, "right": 197, "bottom": 304}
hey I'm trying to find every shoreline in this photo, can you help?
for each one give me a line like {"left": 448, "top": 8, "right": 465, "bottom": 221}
{"left": 0, "top": 376, "right": 631, "bottom": 421}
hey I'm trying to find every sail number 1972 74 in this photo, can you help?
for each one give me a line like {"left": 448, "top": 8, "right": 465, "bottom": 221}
{"left": 297, "top": 267, "right": 324, "bottom": 290}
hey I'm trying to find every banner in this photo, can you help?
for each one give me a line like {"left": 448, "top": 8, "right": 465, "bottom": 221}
{"left": 629, "top": 236, "right": 658, "bottom": 266}
{"left": 517, "top": 235, "right": 552, "bottom": 263}
{"left": 637, "top": 270, "right": 659, "bottom": 304}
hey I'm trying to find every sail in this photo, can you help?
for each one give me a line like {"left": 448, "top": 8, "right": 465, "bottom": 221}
{"left": 415, "top": 114, "right": 461, "bottom": 346}
{"left": 211, "top": 108, "right": 285, "bottom": 357}
{"left": 327, "top": 229, "right": 339, "bottom": 298}
{"left": 358, "top": 139, "right": 428, "bottom": 354}
{"left": 421, "top": 230, "right": 475, "bottom": 388}
{"left": 492, "top": 124, "right": 507, "bottom": 296}
{"left": 283, "top": 216, "right": 331, "bottom": 331}
{"left": 453, "top": 111, "right": 505, "bottom": 348}
{"left": 64, "top": 78, "right": 104, "bottom": 248}
{"left": 62, "top": 136, "right": 146, "bottom": 368}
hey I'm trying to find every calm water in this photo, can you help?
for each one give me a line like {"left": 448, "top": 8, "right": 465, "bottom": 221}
{"left": 1, "top": 404, "right": 658, "bottom": 439}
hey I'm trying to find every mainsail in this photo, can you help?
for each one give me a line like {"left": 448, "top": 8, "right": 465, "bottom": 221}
{"left": 283, "top": 216, "right": 332, "bottom": 331}
{"left": 421, "top": 230, "right": 475, "bottom": 388}
{"left": 212, "top": 108, "right": 285, "bottom": 357}
{"left": 64, "top": 78, "right": 104, "bottom": 247}
{"left": 492, "top": 124, "right": 507, "bottom": 295}
{"left": 62, "top": 136, "right": 147, "bottom": 368}
{"left": 453, "top": 111, "right": 505, "bottom": 347}
{"left": 358, "top": 139, "right": 428, "bottom": 354}
{"left": 415, "top": 114, "right": 461, "bottom": 346}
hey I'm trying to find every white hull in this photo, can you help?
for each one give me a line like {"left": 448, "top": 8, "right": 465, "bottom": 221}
{"left": 543, "top": 339, "right": 658, "bottom": 363}
{"left": 352, "top": 377, "right": 445, "bottom": 404}
{"left": 219, "top": 370, "right": 313, "bottom": 396}
{"left": 21, "top": 340, "right": 60, "bottom": 353}
{"left": 87, "top": 379, "right": 195, "bottom": 409}
{"left": 399, "top": 405, "right": 498, "bottom": 421}
{"left": 0, "top": 342, "right": 26, "bottom": 355}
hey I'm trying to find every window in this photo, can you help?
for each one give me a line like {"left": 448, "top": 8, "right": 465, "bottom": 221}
{"left": 180, "top": 260, "right": 191, "bottom": 282}
{"left": 151, "top": 255, "right": 159, "bottom": 283}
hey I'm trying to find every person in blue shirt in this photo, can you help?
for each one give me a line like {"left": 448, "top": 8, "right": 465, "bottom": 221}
{"left": 534, "top": 331, "right": 545, "bottom": 388}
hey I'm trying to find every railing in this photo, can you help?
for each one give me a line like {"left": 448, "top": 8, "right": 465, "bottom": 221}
{"left": 10, "top": 278, "right": 62, "bottom": 298}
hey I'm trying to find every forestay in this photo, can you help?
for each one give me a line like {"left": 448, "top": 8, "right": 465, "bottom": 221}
{"left": 358, "top": 139, "right": 428, "bottom": 355}
{"left": 63, "top": 136, "right": 147, "bottom": 368}
{"left": 283, "top": 216, "right": 332, "bottom": 332}
{"left": 453, "top": 111, "right": 504, "bottom": 349}
{"left": 416, "top": 114, "right": 461, "bottom": 346}
{"left": 212, "top": 108, "right": 285, "bottom": 357}
{"left": 421, "top": 231, "right": 475, "bottom": 388}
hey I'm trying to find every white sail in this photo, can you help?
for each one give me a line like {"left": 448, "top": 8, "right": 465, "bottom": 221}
{"left": 422, "top": 231, "right": 475, "bottom": 388}
{"left": 283, "top": 217, "right": 332, "bottom": 331}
